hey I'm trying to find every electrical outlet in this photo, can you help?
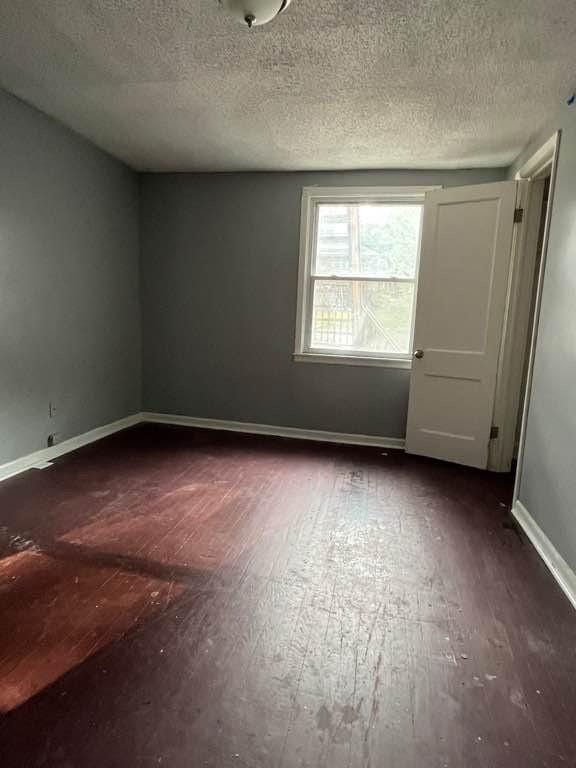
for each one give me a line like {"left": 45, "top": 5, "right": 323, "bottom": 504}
{"left": 49, "top": 401, "right": 57, "bottom": 418}
{"left": 47, "top": 432, "right": 62, "bottom": 447}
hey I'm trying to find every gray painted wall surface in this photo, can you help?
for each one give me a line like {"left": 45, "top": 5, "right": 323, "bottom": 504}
{"left": 0, "top": 89, "right": 141, "bottom": 464}
{"left": 511, "top": 106, "right": 576, "bottom": 573}
{"left": 140, "top": 168, "right": 506, "bottom": 439}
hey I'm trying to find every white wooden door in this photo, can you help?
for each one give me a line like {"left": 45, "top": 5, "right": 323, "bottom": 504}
{"left": 405, "top": 181, "right": 517, "bottom": 468}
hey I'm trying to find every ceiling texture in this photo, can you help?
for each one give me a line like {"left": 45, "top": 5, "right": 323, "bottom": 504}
{"left": 1, "top": 0, "right": 575, "bottom": 171}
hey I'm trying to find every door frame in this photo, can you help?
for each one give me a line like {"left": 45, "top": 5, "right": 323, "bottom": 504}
{"left": 489, "top": 132, "right": 561, "bottom": 473}
{"left": 506, "top": 132, "right": 561, "bottom": 503}
{"left": 487, "top": 179, "right": 543, "bottom": 471}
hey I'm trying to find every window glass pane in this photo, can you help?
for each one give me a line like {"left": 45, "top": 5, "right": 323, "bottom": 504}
{"left": 310, "top": 280, "right": 415, "bottom": 355}
{"left": 315, "top": 203, "right": 422, "bottom": 278}
{"left": 315, "top": 205, "right": 351, "bottom": 275}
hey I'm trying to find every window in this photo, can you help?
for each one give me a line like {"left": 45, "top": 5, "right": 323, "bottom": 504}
{"left": 294, "top": 187, "right": 431, "bottom": 368}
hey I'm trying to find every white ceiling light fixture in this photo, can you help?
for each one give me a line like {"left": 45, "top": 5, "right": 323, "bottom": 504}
{"left": 219, "top": 0, "right": 293, "bottom": 28}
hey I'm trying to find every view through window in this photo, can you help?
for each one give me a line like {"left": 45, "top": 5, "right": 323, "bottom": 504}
{"left": 308, "top": 202, "right": 423, "bottom": 357}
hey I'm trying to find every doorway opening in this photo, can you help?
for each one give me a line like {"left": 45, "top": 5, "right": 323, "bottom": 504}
{"left": 513, "top": 176, "right": 550, "bottom": 458}
{"left": 488, "top": 146, "right": 557, "bottom": 476}
{"left": 508, "top": 132, "right": 560, "bottom": 506}
{"left": 484, "top": 129, "right": 560, "bottom": 506}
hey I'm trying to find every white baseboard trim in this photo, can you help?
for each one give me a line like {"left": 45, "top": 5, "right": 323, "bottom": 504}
{"left": 0, "top": 414, "right": 142, "bottom": 484}
{"left": 0, "top": 411, "right": 404, "bottom": 485}
{"left": 512, "top": 499, "right": 576, "bottom": 611}
{"left": 142, "top": 412, "right": 406, "bottom": 451}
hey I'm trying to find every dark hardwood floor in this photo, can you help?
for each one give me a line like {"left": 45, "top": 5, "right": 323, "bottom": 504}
{"left": 0, "top": 424, "right": 575, "bottom": 767}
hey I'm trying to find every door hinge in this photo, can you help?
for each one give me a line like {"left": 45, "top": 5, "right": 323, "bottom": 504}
{"left": 513, "top": 207, "right": 524, "bottom": 223}
{"left": 490, "top": 426, "right": 500, "bottom": 440}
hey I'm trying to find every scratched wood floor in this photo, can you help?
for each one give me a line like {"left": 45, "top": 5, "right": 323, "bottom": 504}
{"left": 0, "top": 425, "right": 576, "bottom": 768}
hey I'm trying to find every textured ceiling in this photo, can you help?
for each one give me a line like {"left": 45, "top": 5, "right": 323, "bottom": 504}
{"left": 1, "top": 0, "right": 575, "bottom": 171}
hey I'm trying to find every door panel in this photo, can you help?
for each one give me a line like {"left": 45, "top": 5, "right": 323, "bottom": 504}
{"left": 405, "top": 182, "right": 517, "bottom": 468}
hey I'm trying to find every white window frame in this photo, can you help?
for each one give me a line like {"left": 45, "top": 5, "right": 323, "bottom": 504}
{"left": 293, "top": 186, "right": 436, "bottom": 369}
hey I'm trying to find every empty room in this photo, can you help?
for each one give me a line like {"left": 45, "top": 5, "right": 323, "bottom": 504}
{"left": 1, "top": 1, "right": 576, "bottom": 766}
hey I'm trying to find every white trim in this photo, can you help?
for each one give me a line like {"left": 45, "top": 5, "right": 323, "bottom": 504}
{"left": 516, "top": 134, "right": 558, "bottom": 181}
{"left": 512, "top": 500, "right": 576, "bottom": 611}
{"left": 300, "top": 186, "right": 440, "bottom": 203}
{"left": 513, "top": 131, "right": 561, "bottom": 503}
{"left": 0, "top": 414, "right": 142, "bottom": 483}
{"left": 489, "top": 178, "right": 545, "bottom": 471}
{"left": 495, "top": 132, "right": 560, "bottom": 472}
{"left": 293, "top": 352, "right": 411, "bottom": 369}
{"left": 294, "top": 186, "right": 316, "bottom": 354}
{"left": 142, "top": 412, "right": 406, "bottom": 450}
{"left": 0, "top": 411, "right": 404, "bottom": 484}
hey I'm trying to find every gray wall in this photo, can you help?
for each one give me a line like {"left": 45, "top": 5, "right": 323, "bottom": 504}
{"left": 140, "top": 168, "right": 505, "bottom": 439}
{"left": 511, "top": 104, "right": 576, "bottom": 572}
{"left": 0, "top": 89, "right": 141, "bottom": 464}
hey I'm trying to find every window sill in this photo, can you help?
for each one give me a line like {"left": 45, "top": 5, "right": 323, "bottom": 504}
{"left": 293, "top": 352, "right": 412, "bottom": 369}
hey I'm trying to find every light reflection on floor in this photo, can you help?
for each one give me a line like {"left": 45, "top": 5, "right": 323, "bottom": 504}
{"left": 0, "top": 484, "right": 250, "bottom": 712}
{"left": 0, "top": 542, "right": 184, "bottom": 712}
